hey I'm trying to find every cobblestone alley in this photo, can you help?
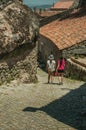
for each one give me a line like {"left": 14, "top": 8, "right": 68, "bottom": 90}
{"left": 0, "top": 68, "right": 86, "bottom": 130}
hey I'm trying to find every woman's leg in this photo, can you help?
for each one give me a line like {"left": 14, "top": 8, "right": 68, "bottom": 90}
{"left": 58, "top": 73, "right": 61, "bottom": 84}
{"left": 61, "top": 73, "right": 64, "bottom": 84}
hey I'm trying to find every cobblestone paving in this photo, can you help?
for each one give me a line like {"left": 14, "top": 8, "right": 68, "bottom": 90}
{"left": 0, "top": 68, "right": 86, "bottom": 130}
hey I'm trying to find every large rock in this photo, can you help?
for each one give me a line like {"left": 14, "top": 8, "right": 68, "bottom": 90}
{"left": 0, "top": 1, "right": 39, "bottom": 84}
{"left": 0, "top": 1, "right": 39, "bottom": 54}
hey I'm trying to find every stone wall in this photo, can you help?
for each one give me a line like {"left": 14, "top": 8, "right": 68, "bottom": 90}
{"left": 65, "top": 59, "right": 86, "bottom": 81}
{"left": 0, "top": 43, "right": 38, "bottom": 84}
{"left": 71, "top": 57, "right": 86, "bottom": 68}
{"left": 62, "top": 41, "right": 86, "bottom": 58}
{"left": 38, "top": 35, "right": 61, "bottom": 64}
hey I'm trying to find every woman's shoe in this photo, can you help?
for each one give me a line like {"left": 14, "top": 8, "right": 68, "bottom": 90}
{"left": 61, "top": 82, "right": 63, "bottom": 85}
{"left": 48, "top": 81, "right": 50, "bottom": 83}
{"left": 58, "top": 82, "right": 61, "bottom": 85}
{"left": 58, "top": 82, "right": 63, "bottom": 85}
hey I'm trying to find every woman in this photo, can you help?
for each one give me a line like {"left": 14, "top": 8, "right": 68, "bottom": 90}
{"left": 46, "top": 55, "right": 56, "bottom": 83}
{"left": 56, "top": 57, "right": 65, "bottom": 85}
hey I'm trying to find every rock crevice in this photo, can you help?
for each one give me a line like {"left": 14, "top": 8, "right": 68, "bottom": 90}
{"left": 0, "top": 1, "right": 39, "bottom": 84}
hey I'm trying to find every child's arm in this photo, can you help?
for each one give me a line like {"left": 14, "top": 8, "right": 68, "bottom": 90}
{"left": 56, "top": 60, "right": 60, "bottom": 71}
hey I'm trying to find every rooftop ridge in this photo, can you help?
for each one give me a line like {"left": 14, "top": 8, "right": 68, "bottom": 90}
{"left": 59, "top": 0, "right": 74, "bottom": 1}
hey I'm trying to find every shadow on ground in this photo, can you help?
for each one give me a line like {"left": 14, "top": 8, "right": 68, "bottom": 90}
{"left": 23, "top": 83, "right": 86, "bottom": 130}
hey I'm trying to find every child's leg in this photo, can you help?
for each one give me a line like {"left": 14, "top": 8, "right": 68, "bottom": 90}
{"left": 51, "top": 73, "right": 54, "bottom": 83}
{"left": 48, "top": 73, "right": 50, "bottom": 83}
{"left": 48, "top": 70, "right": 51, "bottom": 83}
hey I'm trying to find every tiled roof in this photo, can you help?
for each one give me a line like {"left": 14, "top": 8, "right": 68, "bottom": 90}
{"left": 38, "top": 10, "right": 61, "bottom": 18}
{"left": 40, "top": 9, "right": 86, "bottom": 50}
{"left": 51, "top": 0, "right": 74, "bottom": 10}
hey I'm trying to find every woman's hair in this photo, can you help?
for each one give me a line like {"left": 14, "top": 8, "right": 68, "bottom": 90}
{"left": 59, "top": 57, "right": 63, "bottom": 67}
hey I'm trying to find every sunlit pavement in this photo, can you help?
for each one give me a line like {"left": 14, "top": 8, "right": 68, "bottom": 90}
{"left": 0, "top": 68, "right": 86, "bottom": 130}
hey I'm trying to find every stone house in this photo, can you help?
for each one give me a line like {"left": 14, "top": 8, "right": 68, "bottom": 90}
{"left": 39, "top": 8, "right": 86, "bottom": 64}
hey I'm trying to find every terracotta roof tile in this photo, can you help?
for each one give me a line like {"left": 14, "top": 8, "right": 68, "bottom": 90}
{"left": 40, "top": 9, "right": 86, "bottom": 50}
{"left": 51, "top": 0, "right": 74, "bottom": 10}
{"left": 37, "top": 10, "right": 61, "bottom": 18}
